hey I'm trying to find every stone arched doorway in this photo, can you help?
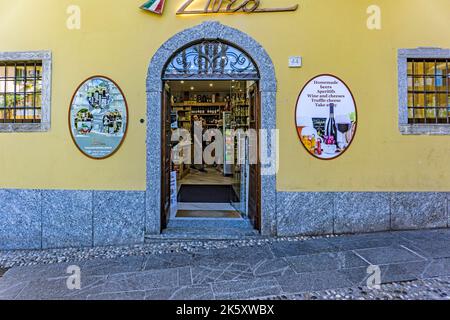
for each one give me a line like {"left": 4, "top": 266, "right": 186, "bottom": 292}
{"left": 145, "top": 21, "right": 277, "bottom": 237}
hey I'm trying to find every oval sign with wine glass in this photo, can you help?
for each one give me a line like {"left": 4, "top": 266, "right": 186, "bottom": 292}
{"left": 295, "top": 74, "right": 357, "bottom": 160}
{"left": 69, "top": 76, "right": 128, "bottom": 159}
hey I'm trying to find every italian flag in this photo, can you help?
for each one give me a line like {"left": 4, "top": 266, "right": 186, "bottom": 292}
{"left": 140, "top": 0, "right": 166, "bottom": 15}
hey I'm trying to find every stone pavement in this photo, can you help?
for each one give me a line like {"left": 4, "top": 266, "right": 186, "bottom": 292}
{"left": 1, "top": 229, "right": 450, "bottom": 300}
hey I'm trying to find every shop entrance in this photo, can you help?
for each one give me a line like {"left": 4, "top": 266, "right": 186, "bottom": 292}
{"left": 160, "top": 41, "right": 261, "bottom": 233}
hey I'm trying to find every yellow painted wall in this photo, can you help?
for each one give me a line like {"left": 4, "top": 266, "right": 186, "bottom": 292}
{"left": 0, "top": 0, "right": 449, "bottom": 191}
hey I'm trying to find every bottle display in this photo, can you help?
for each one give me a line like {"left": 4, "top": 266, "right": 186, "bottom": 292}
{"left": 325, "top": 103, "right": 338, "bottom": 147}
{"left": 170, "top": 83, "right": 253, "bottom": 130}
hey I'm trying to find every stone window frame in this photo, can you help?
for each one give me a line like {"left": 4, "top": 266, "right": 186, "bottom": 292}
{"left": 0, "top": 51, "right": 52, "bottom": 132}
{"left": 398, "top": 48, "right": 450, "bottom": 135}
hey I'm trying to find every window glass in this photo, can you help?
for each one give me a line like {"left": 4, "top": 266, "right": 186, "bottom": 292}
{"left": 438, "top": 93, "right": 447, "bottom": 107}
{"left": 414, "top": 93, "right": 425, "bottom": 107}
{"left": 407, "top": 77, "right": 413, "bottom": 91}
{"left": 0, "top": 61, "right": 43, "bottom": 123}
{"left": 408, "top": 93, "right": 413, "bottom": 107}
{"left": 414, "top": 77, "right": 424, "bottom": 91}
{"left": 425, "top": 77, "right": 435, "bottom": 91}
{"left": 437, "top": 108, "right": 447, "bottom": 120}
{"left": 6, "top": 66, "right": 15, "bottom": 78}
{"left": 425, "top": 61, "right": 435, "bottom": 75}
{"left": 425, "top": 93, "right": 436, "bottom": 107}
{"left": 407, "top": 62, "right": 413, "bottom": 75}
{"left": 414, "top": 61, "right": 424, "bottom": 75}
{"left": 407, "top": 58, "right": 450, "bottom": 124}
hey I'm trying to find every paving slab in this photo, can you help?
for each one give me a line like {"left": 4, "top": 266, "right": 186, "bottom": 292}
{"left": 14, "top": 275, "right": 107, "bottom": 300}
{"left": 403, "top": 240, "right": 450, "bottom": 259}
{"left": 276, "top": 270, "right": 353, "bottom": 294}
{"left": 145, "top": 285, "right": 215, "bottom": 300}
{"left": 285, "top": 251, "right": 369, "bottom": 274}
{"left": 341, "top": 261, "right": 429, "bottom": 287}
{"left": 191, "top": 259, "right": 294, "bottom": 285}
{"left": 191, "top": 245, "right": 276, "bottom": 265}
{"left": 379, "top": 261, "right": 429, "bottom": 284}
{"left": 144, "top": 245, "right": 275, "bottom": 272}
{"left": 81, "top": 256, "right": 145, "bottom": 276}
{"left": 192, "top": 263, "right": 253, "bottom": 284}
{"left": 0, "top": 281, "right": 29, "bottom": 300}
{"left": 212, "top": 278, "right": 282, "bottom": 300}
{"left": 1, "top": 262, "right": 80, "bottom": 285}
{"left": 354, "top": 245, "right": 426, "bottom": 265}
{"left": 269, "top": 239, "right": 338, "bottom": 258}
{"left": 325, "top": 232, "right": 404, "bottom": 251}
{"left": 1, "top": 257, "right": 145, "bottom": 285}
{"left": 102, "top": 267, "right": 191, "bottom": 293}
{"left": 421, "top": 258, "right": 450, "bottom": 278}
{"left": 87, "top": 291, "right": 146, "bottom": 301}
{"left": 397, "top": 229, "right": 450, "bottom": 242}
{"left": 143, "top": 252, "right": 196, "bottom": 271}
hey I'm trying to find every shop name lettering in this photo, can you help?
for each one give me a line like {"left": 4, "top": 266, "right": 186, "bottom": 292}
{"left": 177, "top": 0, "right": 299, "bottom": 15}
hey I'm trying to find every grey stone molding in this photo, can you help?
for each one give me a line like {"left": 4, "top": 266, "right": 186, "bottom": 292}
{"left": 146, "top": 21, "right": 278, "bottom": 236}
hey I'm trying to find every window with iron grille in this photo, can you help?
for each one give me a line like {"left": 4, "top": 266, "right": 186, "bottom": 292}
{"left": 0, "top": 61, "right": 43, "bottom": 123}
{"left": 407, "top": 59, "right": 449, "bottom": 124}
{"left": 0, "top": 51, "right": 51, "bottom": 132}
{"left": 398, "top": 48, "right": 450, "bottom": 135}
{"left": 163, "top": 40, "right": 259, "bottom": 80}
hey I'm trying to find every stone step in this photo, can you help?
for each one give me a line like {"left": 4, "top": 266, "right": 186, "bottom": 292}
{"left": 146, "top": 225, "right": 261, "bottom": 241}
{"left": 166, "top": 218, "right": 254, "bottom": 230}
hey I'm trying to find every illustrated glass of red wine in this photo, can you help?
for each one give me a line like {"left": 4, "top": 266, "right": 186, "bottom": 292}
{"left": 336, "top": 114, "right": 352, "bottom": 150}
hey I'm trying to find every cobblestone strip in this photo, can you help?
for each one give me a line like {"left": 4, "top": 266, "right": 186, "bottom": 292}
{"left": 267, "top": 277, "right": 450, "bottom": 300}
{"left": 0, "top": 235, "right": 337, "bottom": 269}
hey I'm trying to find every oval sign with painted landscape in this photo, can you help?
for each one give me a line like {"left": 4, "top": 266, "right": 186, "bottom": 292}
{"left": 69, "top": 76, "right": 128, "bottom": 159}
{"left": 295, "top": 74, "right": 357, "bottom": 160}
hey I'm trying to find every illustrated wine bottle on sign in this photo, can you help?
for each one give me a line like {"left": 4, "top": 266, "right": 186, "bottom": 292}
{"left": 325, "top": 103, "right": 338, "bottom": 147}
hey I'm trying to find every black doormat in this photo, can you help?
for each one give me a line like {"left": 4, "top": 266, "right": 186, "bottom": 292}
{"left": 178, "top": 184, "right": 239, "bottom": 203}
{"left": 176, "top": 210, "right": 242, "bottom": 218}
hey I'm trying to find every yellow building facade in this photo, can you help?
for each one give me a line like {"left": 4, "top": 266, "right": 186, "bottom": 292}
{"left": 1, "top": 0, "right": 450, "bottom": 250}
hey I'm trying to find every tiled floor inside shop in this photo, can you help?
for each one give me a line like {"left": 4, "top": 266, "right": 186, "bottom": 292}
{"left": 174, "top": 167, "right": 241, "bottom": 219}
{"left": 179, "top": 167, "right": 234, "bottom": 186}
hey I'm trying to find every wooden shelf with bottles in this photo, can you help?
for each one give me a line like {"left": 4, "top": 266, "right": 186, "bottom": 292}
{"left": 174, "top": 107, "right": 191, "bottom": 130}
{"left": 172, "top": 102, "right": 228, "bottom": 108}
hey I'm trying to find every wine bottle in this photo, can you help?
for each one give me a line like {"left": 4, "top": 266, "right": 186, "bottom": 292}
{"left": 325, "top": 103, "right": 338, "bottom": 146}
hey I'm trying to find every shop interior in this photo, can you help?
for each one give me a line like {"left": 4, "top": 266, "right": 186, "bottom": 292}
{"left": 167, "top": 80, "right": 256, "bottom": 221}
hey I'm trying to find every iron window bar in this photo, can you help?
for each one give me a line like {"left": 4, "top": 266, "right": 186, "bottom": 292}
{"left": 407, "top": 58, "right": 450, "bottom": 124}
{"left": 163, "top": 40, "right": 260, "bottom": 81}
{"left": 0, "top": 60, "right": 42, "bottom": 124}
